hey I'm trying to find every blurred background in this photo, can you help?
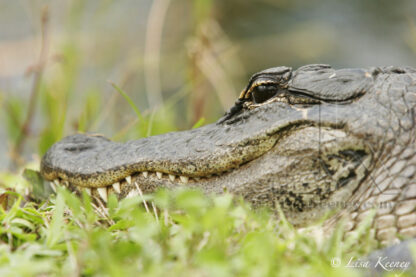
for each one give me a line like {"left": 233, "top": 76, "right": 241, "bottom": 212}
{"left": 1, "top": 0, "right": 416, "bottom": 171}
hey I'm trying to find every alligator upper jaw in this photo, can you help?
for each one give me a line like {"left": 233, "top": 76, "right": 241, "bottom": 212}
{"left": 40, "top": 119, "right": 286, "bottom": 188}
{"left": 41, "top": 64, "right": 378, "bottom": 191}
{"left": 40, "top": 99, "right": 356, "bottom": 190}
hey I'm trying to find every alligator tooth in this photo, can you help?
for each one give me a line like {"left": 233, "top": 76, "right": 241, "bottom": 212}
{"left": 169, "top": 174, "right": 176, "bottom": 182}
{"left": 97, "top": 187, "right": 108, "bottom": 203}
{"left": 53, "top": 179, "right": 60, "bottom": 186}
{"left": 85, "top": 188, "right": 91, "bottom": 196}
{"left": 156, "top": 172, "right": 163, "bottom": 179}
{"left": 194, "top": 177, "right": 201, "bottom": 181}
{"left": 125, "top": 176, "right": 132, "bottom": 184}
{"left": 179, "top": 176, "right": 189, "bottom": 184}
{"left": 112, "top": 182, "right": 121, "bottom": 193}
{"left": 63, "top": 180, "right": 69, "bottom": 187}
{"left": 142, "top": 171, "right": 148, "bottom": 178}
{"left": 49, "top": 182, "right": 56, "bottom": 192}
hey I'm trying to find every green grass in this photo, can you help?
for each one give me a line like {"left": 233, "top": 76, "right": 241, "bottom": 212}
{"left": 2, "top": 176, "right": 413, "bottom": 277}
{"left": 0, "top": 184, "right": 375, "bottom": 277}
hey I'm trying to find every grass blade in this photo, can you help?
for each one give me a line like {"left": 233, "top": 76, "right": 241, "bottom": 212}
{"left": 109, "top": 82, "right": 143, "bottom": 121}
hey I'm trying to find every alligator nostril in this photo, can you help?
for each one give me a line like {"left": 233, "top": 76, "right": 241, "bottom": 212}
{"left": 64, "top": 144, "right": 95, "bottom": 153}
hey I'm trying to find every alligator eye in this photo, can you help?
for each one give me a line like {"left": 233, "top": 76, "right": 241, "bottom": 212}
{"left": 251, "top": 84, "right": 279, "bottom": 103}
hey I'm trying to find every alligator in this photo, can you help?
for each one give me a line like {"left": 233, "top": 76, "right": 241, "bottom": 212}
{"left": 40, "top": 64, "right": 416, "bottom": 246}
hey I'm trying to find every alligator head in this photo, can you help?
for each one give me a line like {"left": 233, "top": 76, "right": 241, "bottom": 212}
{"left": 41, "top": 64, "right": 416, "bottom": 243}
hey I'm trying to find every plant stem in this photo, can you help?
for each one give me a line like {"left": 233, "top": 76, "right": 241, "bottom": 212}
{"left": 10, "top": 6, "right": 50, "bottom": 169}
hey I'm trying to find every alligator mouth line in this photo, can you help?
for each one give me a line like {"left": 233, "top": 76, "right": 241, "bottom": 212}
{"left": 48, "top": 167, "right": 239, "bottom": 203}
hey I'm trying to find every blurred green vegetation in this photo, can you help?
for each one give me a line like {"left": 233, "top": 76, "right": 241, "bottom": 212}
{"left": 0, "top": 1, "right": 416, "bottom": 276}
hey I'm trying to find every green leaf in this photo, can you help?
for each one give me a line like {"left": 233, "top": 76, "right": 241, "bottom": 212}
{"left": 23, "top": 169, "right": 52, "bottom": 201}
{"left": 46, "top": 191, "right": 65, "bottom": 247}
